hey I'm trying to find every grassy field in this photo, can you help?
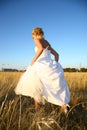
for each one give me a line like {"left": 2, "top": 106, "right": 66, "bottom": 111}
{"left": 0, "top": 72, "right": 87, "bottom": 130}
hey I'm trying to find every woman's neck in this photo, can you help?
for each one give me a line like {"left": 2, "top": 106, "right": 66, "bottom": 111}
{"left": 34, "top": 35, "right": 44, "bottom": 39}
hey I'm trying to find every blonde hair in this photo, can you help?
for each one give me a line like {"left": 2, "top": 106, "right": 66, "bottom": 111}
{"left": 32, "top": 27, "right": 44, "bottom": 37}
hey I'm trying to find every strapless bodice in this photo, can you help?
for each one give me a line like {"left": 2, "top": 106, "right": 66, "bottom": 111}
{"left": 35, "top": 46, "right": 38, "bottom": 52}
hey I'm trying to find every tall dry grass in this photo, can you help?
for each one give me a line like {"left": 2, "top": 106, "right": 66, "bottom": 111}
{"left": 0, "top": 72, "right": 87, "bottom": 130}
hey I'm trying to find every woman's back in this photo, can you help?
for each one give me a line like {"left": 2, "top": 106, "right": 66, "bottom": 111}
{"left": 39, "top": 38, "right": 50, "bottom": 49}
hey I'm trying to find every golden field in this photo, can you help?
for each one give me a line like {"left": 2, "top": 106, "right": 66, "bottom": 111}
{"left": 0, "top": 72, "right": 87, "bottom": 130}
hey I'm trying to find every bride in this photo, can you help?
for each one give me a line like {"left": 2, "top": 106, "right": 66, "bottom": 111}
{"left": 15, "top": 27, "right": 70, "bottom": 113}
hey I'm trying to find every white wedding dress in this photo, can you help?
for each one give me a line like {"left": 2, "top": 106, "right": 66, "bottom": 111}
{"left": 15, "top": 47, "right": 70, "bottom": 106}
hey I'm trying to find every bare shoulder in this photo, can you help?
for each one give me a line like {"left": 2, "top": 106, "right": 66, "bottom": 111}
{"left": 34, "top": 38, "right": 41, "bottom": 43}
{"left": 42, "top": 39, "right": 51, "bottom": 48}
{"left": 34, "top": 39, "right": 43, "bottom": 48}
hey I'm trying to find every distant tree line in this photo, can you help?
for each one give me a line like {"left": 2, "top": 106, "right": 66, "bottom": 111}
{"left": 1, "top": 67, "right": 87, "bottom": 72}
{"left": 64, "top": 68, "right": 87, "bottom": 72}
{"left": 1, "top": 68, "right": 18, "bottom": 72}
{"left": 1, "top": 68, "right": 25, "bottom": 72}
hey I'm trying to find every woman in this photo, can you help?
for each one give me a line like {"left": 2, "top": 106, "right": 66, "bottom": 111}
{"left": 15, "top": 27, "right": 70, "bottom": 113}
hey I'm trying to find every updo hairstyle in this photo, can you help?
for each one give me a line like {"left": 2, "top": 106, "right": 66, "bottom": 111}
{"left": 32, "top": 27, "right": 44, "bottom": 37}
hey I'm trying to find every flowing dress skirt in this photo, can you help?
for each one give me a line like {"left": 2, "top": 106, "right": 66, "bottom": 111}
{"left": 15, "top": 48, "right": 70, "bottom": 106}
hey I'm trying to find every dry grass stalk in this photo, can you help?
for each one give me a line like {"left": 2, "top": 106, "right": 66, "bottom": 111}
{"left": 0, "top": 72, "right": 87, "bottom": 130}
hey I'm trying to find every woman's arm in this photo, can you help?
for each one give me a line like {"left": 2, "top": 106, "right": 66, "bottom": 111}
{"left": 31, "top": 39, "right": 44, "bottom": 65}
{"left": 49, "top": 46, "right": 59, "bottom": 62}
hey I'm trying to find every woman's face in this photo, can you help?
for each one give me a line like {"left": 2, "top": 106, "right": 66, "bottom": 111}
{"left": 32, "top": 34, "right": 43, "bottom": 39}
{"left": 32, "top": 34, "right": 36, "bottom": 39}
